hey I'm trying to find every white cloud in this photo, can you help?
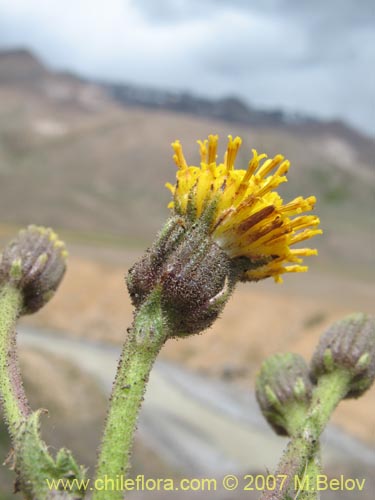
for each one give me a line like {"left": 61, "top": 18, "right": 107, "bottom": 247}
{"left": 0, "top": 0, "right": 373, "bottom": 135}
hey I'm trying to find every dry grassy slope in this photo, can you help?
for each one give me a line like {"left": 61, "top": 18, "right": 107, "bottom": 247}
{"left": 0, "top": 62, "right": 374, "bottom": 278}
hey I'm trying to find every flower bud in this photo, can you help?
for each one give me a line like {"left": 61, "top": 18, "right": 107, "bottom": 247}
{"left": 256, "top": 353, "right": 313, "bottom": 436}
{"left": 127, "top": 216, "right": 186, "bottom": 307}
{"left": 160, "top": 225, "right": 232, "bottom": 336}
{"left": 127, "top": 219, "right": 233, "bottom": 337}
{"left": 0, "top": 225, "right": 67, "bottom": 314}
{"left": 310, "top": 313, "right": 375, "bottom": 398}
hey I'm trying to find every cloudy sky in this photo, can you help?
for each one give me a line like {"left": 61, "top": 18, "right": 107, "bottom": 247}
{"left": 0, "top": 0, "right": 374, "bottom": 135}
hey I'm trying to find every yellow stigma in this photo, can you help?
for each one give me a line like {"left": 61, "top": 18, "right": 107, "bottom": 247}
{"left": 166, "top": 134, "right": 322, "bottom": 283}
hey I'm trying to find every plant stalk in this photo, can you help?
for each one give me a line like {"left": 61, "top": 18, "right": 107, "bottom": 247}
{"left": 93, "top": 290, "right": 168, "bottom": 500}
{"left": 285, "top": 403, "right": 321, "bottom": 500}
{"left": 259, "top": 369, "right": 351, "bottom": 500}
{"left": 297, "top": 447, "right": 322, "bottom": 500}
{"left": 0, "top": 284, "right": 30, "bottom": 438}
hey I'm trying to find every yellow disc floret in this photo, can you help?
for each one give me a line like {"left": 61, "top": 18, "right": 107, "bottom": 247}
{"left": 166, "top": 134, "right": 322, "bottom": 283}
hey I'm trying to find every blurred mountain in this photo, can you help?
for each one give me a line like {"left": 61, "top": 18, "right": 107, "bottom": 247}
{"left": 0, "top": 48, "right": 47, "bottom": 82}
{"left": 0, "top": 48, "right": 374, "bottom": 278}
{"left": 103, "top": 82, "right": 302, "bottom": 127}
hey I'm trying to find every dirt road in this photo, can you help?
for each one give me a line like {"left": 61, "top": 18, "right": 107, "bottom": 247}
{"left": 18, "top": 326, "right": 375, "bottom": 475}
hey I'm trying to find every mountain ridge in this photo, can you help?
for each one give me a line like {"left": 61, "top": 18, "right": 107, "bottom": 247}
{"left": 1, "top": 47, "right": 372, "bottom": 143}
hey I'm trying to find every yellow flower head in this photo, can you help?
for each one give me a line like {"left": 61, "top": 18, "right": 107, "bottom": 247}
{"left": 166, "top": 134, "right": 322, "bottom": 283}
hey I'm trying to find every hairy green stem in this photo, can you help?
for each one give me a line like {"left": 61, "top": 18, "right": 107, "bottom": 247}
{"left": 285, "top": 403, "right": 321, "bottom": 500}
{"left": 297, "top": 447, "right": 322, "bottom": 500}
{"left": 93, "top": 290, "right": 168, "bottom": 500}
{"left": 0, "top": 284, "right": 83, "bottom": 500}
{"left": 0, "top": 284, "right": 30, "bottom": 437}
{"left": 259, "top": 369, "right": 351, "bottom": 500}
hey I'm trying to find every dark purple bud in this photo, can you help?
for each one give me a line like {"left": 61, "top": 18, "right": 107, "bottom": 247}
{"left": 0, "top": 226, "right": 67, "bottom": 314}
{"left": 127, "top": 218, "right": 234, "bottom": 337}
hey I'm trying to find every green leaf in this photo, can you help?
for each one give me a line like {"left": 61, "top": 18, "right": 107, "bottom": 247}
{"left": 14, "top": 410, "right": 86, "bottom": 499}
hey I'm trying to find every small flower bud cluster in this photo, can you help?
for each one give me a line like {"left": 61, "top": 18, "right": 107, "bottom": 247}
{"left": 127, "top": 217, "right": 233, "bottom": 336}
{"left": 0, "top": 225, "right": 67, "bottom": 314}
{"left": 256, "top": 313, "right": 375, "bottom": 436}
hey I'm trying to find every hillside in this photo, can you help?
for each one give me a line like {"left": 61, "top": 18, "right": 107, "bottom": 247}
{"left": 0, "top": 49, "right": 374, "bottom": 278}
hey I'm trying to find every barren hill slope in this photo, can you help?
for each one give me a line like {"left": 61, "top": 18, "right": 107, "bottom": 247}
{"left": 0, "top": 50, "right": 374, "bottom": 278}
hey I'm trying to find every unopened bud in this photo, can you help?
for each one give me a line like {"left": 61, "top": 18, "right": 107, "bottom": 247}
{"left": 127, "top": 216, "right": 186, "bottom": 307}
{"left": 160, "top": 225, "right": 232, "bottom": 336}
{"left": 0, "top": 225, "right": 67, "bottom": 314}
{"left": 310, "top": 313, "right": 375, "bottom": 398}
{"left": 256, "top": 353, "right": 313, "bottom": 436}
{"left": 127, "top": 218, "right": 234, "bottom": 337}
